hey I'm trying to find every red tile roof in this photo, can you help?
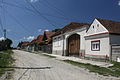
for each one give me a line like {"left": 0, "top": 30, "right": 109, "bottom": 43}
{"left": 97, "top": 18, "right": 120, "bottom": 34}
{"left": 44, "top": 31, "right": 55, "bottom": 40}
{"left": 35, "top": 35, "right": 44, "bottom": 43}
{"left": 30, "top": 38, "right": 37, "bottom": 44}
{"left": 30, "top": 35, "right": 44, "bottom": 44}
{"left": 22, "top": 42, "right": 30, "bottom": 46}
{"left": 52, "top": 22, "right": 90, "bottom": 37}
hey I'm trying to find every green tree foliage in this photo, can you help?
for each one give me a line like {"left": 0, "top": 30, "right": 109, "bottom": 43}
{"left": 17, "top": 41, "right": 23, "bottom": 47}
{"left": 3, "top": 38, "right": 13, "bottom": 49}
{"left": 0, "top": 38, "right": 13, "bottom": 50}
{"left": 52, "top": 29, "right": 60, "bottom": 32}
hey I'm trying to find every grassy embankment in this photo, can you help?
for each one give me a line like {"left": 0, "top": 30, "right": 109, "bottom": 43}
{"left": 63, "top": 60, "right": 120, "bottom": 77}
{"left": 0, "top": 50, "right": 15, "bottom": 78}
{"left": 42, "top": 54, "right": 56, "bottom": 58}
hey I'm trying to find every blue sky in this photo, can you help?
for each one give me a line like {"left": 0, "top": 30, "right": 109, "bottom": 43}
{"left": 0, "top": 0, "right": 120, "bottom": 47}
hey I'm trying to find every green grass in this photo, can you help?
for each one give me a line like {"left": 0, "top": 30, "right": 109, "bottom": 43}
{"left": 0, "top": 50, "right": 15, "bottom": 77}
{"left": 63, "top": 60, "right": 120, "bottom": 77}
{"left": 109, "top": 61, "right": 120, "bottom": 70}
{"left": 43, "top": 54, "right": 56, "bottom": 58}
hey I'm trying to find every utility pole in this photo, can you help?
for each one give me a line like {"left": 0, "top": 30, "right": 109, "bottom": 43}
{"left": 3, "top": 29, "right": 6, "bottom": 39}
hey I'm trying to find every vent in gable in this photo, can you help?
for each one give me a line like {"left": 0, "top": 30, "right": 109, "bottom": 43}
{"left": 97, "top": 24, "right": 99, "bottom": 27}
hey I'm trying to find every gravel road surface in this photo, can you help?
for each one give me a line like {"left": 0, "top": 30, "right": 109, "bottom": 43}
{"left": 11, "top": 50, "right": 119, "bottom": 80}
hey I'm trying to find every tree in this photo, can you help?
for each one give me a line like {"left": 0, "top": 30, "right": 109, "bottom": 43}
{"left": 52, "top": 29, "right": 60, "bottom": 32}
{"left": 0, "top": 38, "right": 13, "bottom": 50}
{"left": 3, "top": 38, "right": 13, "bottom": 49}
{"left": 17, "top": 41, "right": 23, "bottom": 48}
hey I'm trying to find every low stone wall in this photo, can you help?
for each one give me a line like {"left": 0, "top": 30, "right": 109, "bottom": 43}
{"left": 84, "top": 54, "right": 109, "bottom": 62}
{"left": 52, "top": 50, "right": 63, "bottom": 55}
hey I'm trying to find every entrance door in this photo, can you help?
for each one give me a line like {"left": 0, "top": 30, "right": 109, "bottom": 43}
{"left": 68, "top": 34, "right": 80, "bottom": 56}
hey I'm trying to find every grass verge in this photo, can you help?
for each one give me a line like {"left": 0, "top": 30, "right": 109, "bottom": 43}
{"left": 0, "top": 50, "right": 15, "bottom": 78}
{"left": 43, "top": 54, "right": 56, "bottom": 58}
{"left": 63, "top": 60, "right": 120, "bottom": 77}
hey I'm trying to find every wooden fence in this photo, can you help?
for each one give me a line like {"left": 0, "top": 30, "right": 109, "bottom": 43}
{"left": 111, "top": 45, "right": 120, "bottom": 61}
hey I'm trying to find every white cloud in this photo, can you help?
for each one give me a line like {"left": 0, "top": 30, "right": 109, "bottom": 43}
{"left": 118, "top": 1, "right": 120, "bottom": 6}
{"left": 24, "top": 36, "right": 35, "bottom": 40}
{"left": 27, "top": 36, "right": 35, "bottom": 40}
{"left": 29, "top": 0, "right": 38, "bottom": 3}
{"left": 38, "top": 29, "right": 42, "bottom": 32}
{"left": 23, "top": 37, "right": 26, "bottom": 39}
{"left": 45, "top": 29, "right": 49, "bottom": 31}
{"left": 0, "top": 37, "right": 5, "bottom": 41}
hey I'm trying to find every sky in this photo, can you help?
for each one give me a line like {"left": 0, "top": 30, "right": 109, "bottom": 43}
{"left": 0, "top": 0, "right": 120, "bottom": 47}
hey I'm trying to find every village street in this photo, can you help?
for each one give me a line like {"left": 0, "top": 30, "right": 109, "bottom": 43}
{"left": 11, "top": 50, "right": 118, "bottom": 80}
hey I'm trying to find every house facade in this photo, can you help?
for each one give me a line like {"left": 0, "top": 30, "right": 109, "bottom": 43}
{"left": 28, "top": 35, "right": 44, "bottom": 51}
{"left": 52, "top": 18, "right": 120, "bottom": 61}
{"left": 21, "top": 42, "right": 30, "bottom": 50}
{"left": 85, "top": 18, "right": 120, "bottom": 60}
{"left": 43, "top": 31, "right": 55, "bottom": 44}
{"left": 52, "top": 22, "right": 90, "bottom": 56}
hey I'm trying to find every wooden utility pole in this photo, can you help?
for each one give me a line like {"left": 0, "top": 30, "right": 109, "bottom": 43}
{"left": 3, "top": 29, "right": 6, "bottom": 39}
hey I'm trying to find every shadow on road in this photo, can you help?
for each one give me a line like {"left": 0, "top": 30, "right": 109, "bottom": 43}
{"left": 0, "top": 66, "right": 52, "bottom": 69}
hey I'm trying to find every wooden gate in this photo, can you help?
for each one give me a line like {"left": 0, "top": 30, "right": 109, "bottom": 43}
{"left": 68, "top": 34, "right": 80, "bottom": 56}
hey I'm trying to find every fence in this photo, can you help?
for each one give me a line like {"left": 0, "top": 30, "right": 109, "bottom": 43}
{"left": 111, "top": 45, "right": 120, "bottom": 61}
{"left": 38, "top": 44, "right": 52, "bottom": 54}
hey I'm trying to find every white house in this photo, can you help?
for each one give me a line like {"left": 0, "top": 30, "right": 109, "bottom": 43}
{"left": 85, "top": 18, "right": 120, "bottom": 61}
{"left": 52, "top": 22, "right": 90, "bottom": 56}
{"left": 52, "top": 18, "right": 120, "bottom": 61}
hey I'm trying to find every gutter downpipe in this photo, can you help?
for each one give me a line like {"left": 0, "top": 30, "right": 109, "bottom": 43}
{"left": 110, "top": 44, "right": 112, "bottom": 62}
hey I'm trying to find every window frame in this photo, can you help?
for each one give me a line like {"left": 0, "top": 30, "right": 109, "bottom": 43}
{"left": 54, "top": 38, "right": 57, "bottom": 47}
{"left": 91, "top": 40, "right": 100, "bottom": 51}
{"left": 58, "top": 36, "right": 61, "bottom": 47}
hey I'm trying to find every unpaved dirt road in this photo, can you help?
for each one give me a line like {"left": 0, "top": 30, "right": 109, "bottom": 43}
{"left": 11, "top": 50, "right": 119, "bottom": 80}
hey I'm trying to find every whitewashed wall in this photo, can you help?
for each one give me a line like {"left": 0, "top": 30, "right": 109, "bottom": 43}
{"left": 64, "top": 27, "right": 88, "bottom": 55}
{"left": 52, "top": 26, "right": 89, "bottom": 55}
{"left": 52, "top": 35, "right": 63, "bottom": 55}
{"left": 85, "top": 34, "right": 110, "bottom": 57}
{"left": 85, "top": 18, "right": 110, "bottom": 58}
{"left": 86, "top": 19, "right": 108, "bottom": 36}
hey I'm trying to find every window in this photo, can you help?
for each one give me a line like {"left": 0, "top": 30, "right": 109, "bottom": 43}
{"left": 58, "top": 37, "right": 61, "bottom": 46}
{"left": 91, "top": 40, "right": 100, "bottom": 51}
{"left": 54, "top": 38, "right": 57, "bottom": 47}
{"left": 93, "top": 26, "right": 94, "bottom": 28}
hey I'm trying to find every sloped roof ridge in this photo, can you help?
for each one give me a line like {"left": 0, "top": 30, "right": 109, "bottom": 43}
{"left": 96, "top": 18, "right": 120, "bottom": 23}
{"left": 96, "top": 18, "right": 120, "bottom": 34}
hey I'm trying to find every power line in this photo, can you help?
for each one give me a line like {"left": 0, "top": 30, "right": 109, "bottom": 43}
{"left": 0, "top": 0, "right": 4, "bottom": 36}
{"left": 1, "top": 0, "right": 6, "bottom": 29}
{"left": 1, "top": 1, "right": 74, "bottom": 21}
{"left": 25, "top": 0, "right": 59, "bottom": 29}
{"left": 1, "top": 0, "right": 7, "bottom": 39}
{"left": 38, "top": 0, "right": 65, "bottom": 17}
{"left": 4, "top": 9, "right": 32, "bottom": 34}
{"left": 0, "top": 1, "right": 77, "bottom": 34}
{"left": 40, "top": 0, "right": 77, "bottom": 21}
